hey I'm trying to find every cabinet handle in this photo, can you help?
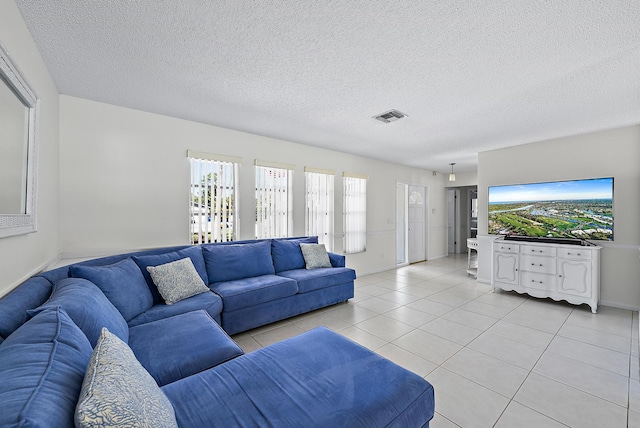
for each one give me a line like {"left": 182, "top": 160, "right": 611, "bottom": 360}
{"left": 539, "top": 264, "right": 543, "bottom": 267}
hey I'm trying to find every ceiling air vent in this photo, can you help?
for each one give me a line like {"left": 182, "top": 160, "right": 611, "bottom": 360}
{"left": 373, "top": 109, "right": 408, "bottom": 123}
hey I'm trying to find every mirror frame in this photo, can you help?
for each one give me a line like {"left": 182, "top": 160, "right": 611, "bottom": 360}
{"left": 0, "top": 42, "right": 39, "bottom": 238}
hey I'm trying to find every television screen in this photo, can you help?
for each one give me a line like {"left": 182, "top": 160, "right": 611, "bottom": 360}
{"left": 488, "top": 177, "right": 613, "bottom": 241}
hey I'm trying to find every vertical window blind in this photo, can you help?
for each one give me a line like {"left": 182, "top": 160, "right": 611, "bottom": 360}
{"left": 305, "top": 168, "right": 335, "bottom": 251}
{"left": 343, "top": 173, "right": 367, "bottom": 254}
{"left": 188, "top": 150, "right": 240, "bottom": 244}
{"left": 255, "top": 160, "right": 294, "bottom": 239}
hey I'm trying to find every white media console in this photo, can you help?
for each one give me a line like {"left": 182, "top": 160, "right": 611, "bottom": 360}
{"left": 491, "top": 238, "right": 601, "bottom": 313}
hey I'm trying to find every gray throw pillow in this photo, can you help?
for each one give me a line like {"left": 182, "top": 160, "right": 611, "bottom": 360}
{"left": 300, "top": 243, "right": 332, "bottom": 269}
{"left": 146, "top": 257, "right": 210, "bottom": 305}
{"left": 75, "top": 328, "right": 178, "bottom": 428}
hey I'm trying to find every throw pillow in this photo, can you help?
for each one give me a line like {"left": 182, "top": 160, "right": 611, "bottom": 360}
{"left": 132, "top": 246, "right": 208, "bottom": 303}
{"left": 271, "top": 237, "right": 318, "bottom": 272}
{"left": 300, "top": 243, "right": 332, "bottom": 269}
{"left": 75, "top": 328, "right": 178, "bottom": 428}
{"left": 70, "top": 258, "right": 154, "bottom": 322}
{"left": 27, "top": 277, "right": 129, "bottom": 347}
{"left": 146, "top": 258, "right": 210, "bottom": 305}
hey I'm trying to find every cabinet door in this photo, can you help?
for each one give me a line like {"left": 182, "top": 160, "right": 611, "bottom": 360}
{"left": 494, "top": 253, "right": 519, "bottom": 285}
{"left": 557, "top": 259, "right": 592, "bottom": 297}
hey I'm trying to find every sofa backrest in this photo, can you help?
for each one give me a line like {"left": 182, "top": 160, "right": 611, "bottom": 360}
{"left": 204, "top": 240, "right": 275, "bottom": 283}
{"left": 38, "top": 245, "right": 191, "bottom": 283}
{"left": 0, "top": 237, "right": 321, "bottom": 338}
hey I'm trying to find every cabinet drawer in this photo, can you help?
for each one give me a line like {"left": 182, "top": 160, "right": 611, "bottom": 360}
{"left": 521, "top": 245, "right": 556, "bottom": 257}
{"left": 521, "top": 271, "right": 556, "bottom": 292}
{"left": 494, "top": 243, "right": 519, "bottom": 254}
{"left": 520, "top": 255, "right": 556, "bottom": 274}
{"left": 558, "top": 248, "right": 592, "bottom": 260}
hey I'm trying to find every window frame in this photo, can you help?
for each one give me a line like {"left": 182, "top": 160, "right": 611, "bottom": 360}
{"left": 305, "top": 167, "right": 335, "bottom": 251}
{"left": 343, "top": 172, "right": 368, "bottom": 254}
{"left": 188, "top": 150, "right": 240, "bottom": 244}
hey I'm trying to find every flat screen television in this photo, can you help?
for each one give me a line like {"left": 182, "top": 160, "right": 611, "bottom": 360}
{"left": 488, "top": 177, "right": 614, "bottom": 241}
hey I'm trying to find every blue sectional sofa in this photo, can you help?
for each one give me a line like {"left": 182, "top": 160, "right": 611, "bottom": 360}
{"left": 0, "top": 237, "right": 435, "bottom": 427}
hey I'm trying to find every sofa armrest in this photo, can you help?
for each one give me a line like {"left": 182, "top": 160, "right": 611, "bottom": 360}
{"left": 328, "top": 252, "right": 345, "bottom": 268}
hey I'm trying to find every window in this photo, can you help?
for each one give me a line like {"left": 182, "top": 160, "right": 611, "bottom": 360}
{"left": 343, "top": 173, "right": 367, "bottom": 254}
{"left": 188, "top": 150, "right": 240, "bottom": 244}
{"left": 255, "top": 160, "right": 294, "bottom": 239}
{"left": 305, "top": 168, "right": 335, "bottom": 251}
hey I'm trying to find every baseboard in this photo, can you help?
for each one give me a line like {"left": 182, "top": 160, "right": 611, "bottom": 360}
{"left": 599, "top": 300, "right": 640, "bottom": 313}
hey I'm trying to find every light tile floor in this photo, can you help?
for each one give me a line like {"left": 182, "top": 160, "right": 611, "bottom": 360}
{"left": 232, "top": 254, "right": 640, "bottom": 427}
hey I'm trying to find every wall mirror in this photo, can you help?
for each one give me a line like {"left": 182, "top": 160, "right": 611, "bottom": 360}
{"left": 0, "top": 42, "right": 38, "bottom": 238}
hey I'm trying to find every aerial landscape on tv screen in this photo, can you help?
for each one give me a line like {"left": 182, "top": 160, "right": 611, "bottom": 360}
{"left": 488, "top": 178, "right": 613, "bottom": 241}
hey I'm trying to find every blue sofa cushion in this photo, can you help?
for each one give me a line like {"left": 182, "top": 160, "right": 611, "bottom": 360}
{"left": 70, "top": 258, "right": 153, "bottom": 322}
{"left": 204, "top": 241, "right": 275, "bottom": 283}
{"left": 277, "top": 267, "right": 356, "bottom": 293}
{"left": 75, "top": 328, "right": 178, "bottom": 428}
{"left": 163, "top": 327, "right": 435, "bottom": 428}
{"left": 127, "top": 290, "right": 223, "bottom": 327}
{"left": 0, "top": 276, "right": 52, "bottom": 338}
{"left": 211, "top": 275, "right": 298, "bottom": 312}
{"left": 133, "top": 246, "right": 208, "bottom": 303}
{"left": 129, "top": 310, "right": 243, "bottom": 386}
{"left": 271, "top": 237, "right": 318, "bottom": 273}
{"left": 0, "top": 307, "right": 93, "bottom": 428}
{"left": 28, "top": 278, "right": 129, "bottom": 347}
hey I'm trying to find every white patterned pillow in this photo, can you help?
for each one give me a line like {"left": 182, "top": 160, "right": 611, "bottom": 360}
{"left": 146, "top": 257, "right": 210, "bottom": 305}
{"left": 75, "top": 328, "right": 178, "bottom": 428}
{"left": 300, "top": 243, "right": 332, "bottom": 269}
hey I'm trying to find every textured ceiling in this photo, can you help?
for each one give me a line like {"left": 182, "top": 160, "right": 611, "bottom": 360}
{"left": 14, "top": 0, "right": 640, "bottom": 173}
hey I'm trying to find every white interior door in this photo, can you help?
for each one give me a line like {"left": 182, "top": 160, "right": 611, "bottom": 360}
{"left": 408, "top": 186, "right": 426, "bottom": 263}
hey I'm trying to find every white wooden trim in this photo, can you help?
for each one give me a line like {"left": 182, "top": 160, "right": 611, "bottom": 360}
{"left": 187, "top": 149, "right": 242, "bottom": 164}
{"left": 255, "top": 159, "right": 296, "bottom": 170}
{"left": 304, "top": 166, "right": 336, "bottom": 175}
{"left": 343, "top": 171, "right": 369, "bottom": 179}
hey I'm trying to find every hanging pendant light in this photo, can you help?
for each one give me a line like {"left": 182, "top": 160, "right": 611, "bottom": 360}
{"left": 449, "top": 163, "right": 456, "bottom": 182}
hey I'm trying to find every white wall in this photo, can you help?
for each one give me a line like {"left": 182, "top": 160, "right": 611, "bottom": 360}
{"left": 59, "top": 96, "right": 447, "bottom": 275}
{"left": 477, "top": 125, "right": 640, "bottom": 310}
{"left": 444, "top": 170, "right": 477, "bottom": 188}
{"left": 0, "top": 1, "right": 60, "bottom": 296}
